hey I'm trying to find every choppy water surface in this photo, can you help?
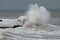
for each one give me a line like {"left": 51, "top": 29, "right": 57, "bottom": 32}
{"left": 0, "top": 4, "right": 60, "bottom": 40}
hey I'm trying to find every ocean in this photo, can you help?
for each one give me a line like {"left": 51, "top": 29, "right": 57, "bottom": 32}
{"left": 0, "top": 11, "right": 25, "bottom": 19}
{"left": 0, "top": 11, "right": 60, "bottom": 26}
{"left": 0, "top": 9, "right": 60, "bottom": 40}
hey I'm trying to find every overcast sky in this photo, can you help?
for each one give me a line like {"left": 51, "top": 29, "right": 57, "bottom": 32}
{"left": 0, "top": 0, "right": 60, "bottom": 10}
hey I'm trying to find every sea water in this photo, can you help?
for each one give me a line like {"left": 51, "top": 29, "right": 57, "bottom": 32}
{"left": 0, "top": 4, "right": 60, "bottom": 40}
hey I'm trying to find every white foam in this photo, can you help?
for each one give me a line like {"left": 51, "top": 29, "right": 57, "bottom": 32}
{"left": 24, "top": 4, "right": 50, "bottom": 28}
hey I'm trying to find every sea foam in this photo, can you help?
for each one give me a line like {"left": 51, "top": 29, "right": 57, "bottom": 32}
{"left": 24, "top": 4, "right": 50, "bottom": 28}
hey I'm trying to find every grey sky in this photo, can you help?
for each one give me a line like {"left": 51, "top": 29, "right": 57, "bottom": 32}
{"left": 0, "top": 0, "right": 60, "bottom": 10}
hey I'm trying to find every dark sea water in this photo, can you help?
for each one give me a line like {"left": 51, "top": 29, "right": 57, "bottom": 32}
{"left": 0, "top": 11, "right": 25, "bottom": 19}
{"left": 49, "top": 11, "right": 60, "bottom": 26}
{"left": 0, "top": 10, "right": 60, "bottom": 19}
